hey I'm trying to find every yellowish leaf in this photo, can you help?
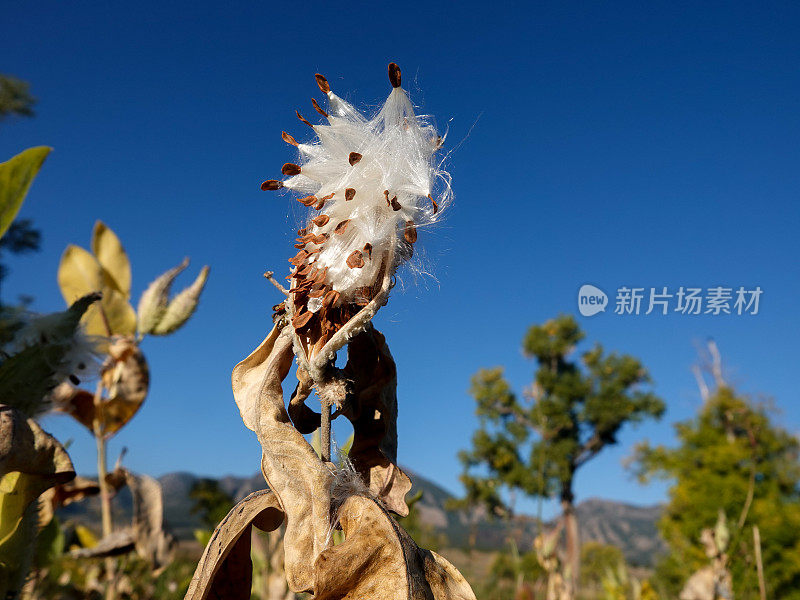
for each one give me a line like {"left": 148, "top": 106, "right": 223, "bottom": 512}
{"left": 57, "top": 245, "right": 103, "bottom": 305}
{"left": 0, "top": 146, "right": 51, "bottom": 240}
{"left": 82, "top": 288, "right": 136, "bottom": 337}
{"left": 75, "top": 524, "right": 99, "bottom": 548}
{"left": 91, "top": 221, "right": 131, "bottom": 298}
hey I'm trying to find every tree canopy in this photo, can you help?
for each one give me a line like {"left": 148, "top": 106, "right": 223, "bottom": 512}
{"left": 633, "top": 386, "right": 800, "bottom": 599}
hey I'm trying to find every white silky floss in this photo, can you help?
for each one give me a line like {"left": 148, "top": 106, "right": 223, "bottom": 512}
{"left": 282, "top": 65, "right": 451, "bottom": 303}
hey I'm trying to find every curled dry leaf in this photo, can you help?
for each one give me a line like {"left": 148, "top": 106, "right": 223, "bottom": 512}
{"left": 125, "top": 470, "right": 176, "bottom": 573}
{"left": 186, "top": 490, "right": 284, "bottom": 600}
{"left": 52, "top": 337, "right": 149, "bottom": 437}
{"left": 232, "top": 324, "right": 331, "bottom": 592}
{"left": 340, "top": 328, "right": 412, "bottom": 515}
{"left": 0, "top": 405, "right": 75, "bottom": 597}
{"left": 314, "top": 494, "right": 475, "bottom": 600}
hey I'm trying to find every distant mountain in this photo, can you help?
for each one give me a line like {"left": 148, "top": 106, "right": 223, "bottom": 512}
{"left": 58, "top": 470, "right": 666, "bottom": 567}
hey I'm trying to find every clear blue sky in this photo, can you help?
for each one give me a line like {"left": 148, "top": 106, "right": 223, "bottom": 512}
{"left": 3, "top": 1, "right": 799, "bottom": 519}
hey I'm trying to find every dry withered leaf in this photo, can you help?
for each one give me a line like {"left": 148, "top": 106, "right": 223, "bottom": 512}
{"left": 314, "top": 494, "right": 475, "bottom": 599}
{"left": 348, "top": 152, "right": 362, "bottom": 166}
{"left": 232, "top": 327, "right": 332, "bottom": 592}
{"left": 52, "top": 338, "right": 149, "bottom": 437}
{"left": 125, "top": 470, "right": 176, "bottom": 573}
{"left": 186, "top": 490, "right": 285, "bottom": 600}
{"left": 340, "top": 328, "right": 412, "bottom": 516}
{"left": 345, "top": 188, "right": 356, "bottom": 201}
{"left": 346, "top": 250, "right": 364, "bottom": 269}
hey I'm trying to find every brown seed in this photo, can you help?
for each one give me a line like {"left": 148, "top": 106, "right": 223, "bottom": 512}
{"left": 334, "top": 219, "right": 350, "bottom": 234}
{"left": 390, "top": 196, "right": 402, "bottom": 211}
{"left": 321, "top": 192, "right": 336, "bottom": 201}
{"left": 273, "top": 301, "right": 286, "bottom": 312}
{"left": 404, "top": 220, "right": 417, "bottom": 243}
{"left": 297, "top": 264, "right": 313, "bottom": 277}
{"left": 292, "top": 311, "right": 314, "bottom": 328}
{"left": 363, "top": 243, "right": 372, "bottom": 258}
{"left": 293, "top": 241, "right": 306, "bottom": 249}
{"left": 323, "top": 289, "right": 340, "bottom": 309}
{"left": 297, "top": 227, "right": 308, "bottom": 236}
{"left": 347, "top": 250, "right": 364, "bottom": 268}
{"left": 296, "top": 111, "right": 313, "bottom": 127}
{"left": 315, "top": 73, "right": 330, "bottom": 94}
{"left": 282, "top": 131, "right": 298, "bottom": 146}
{"left": 312, "top": 214, "right": 330, "bottom": 227}
{"left": 388, "top": 62, "right": 402, "bottom": 88}
{"left": 314, "top": 198, "right": 326, "bottom": 211}
{"left": 311, "top": 233, "right": 329, "bottom": 245}
{"left": 290, "top": 249, "right": 309, "bottom": 265}
{"left": 311, "top": 98, "right": 328, "bottom": 118}
{"left": 309, "top": 287, "right": 326, "bottom": 298}
{"left": 348, "top": 152, "right": 362, "bottom": 166}
{"left": 428, "top": 193, "right": 438, "bottom": 214}
{"left": 345, "top": 188, "right": 356, "bottom": 201}
{"left": 261, "top": 180, "right": 283, "bottom": 191}
{"left": 384, "top": 190, "right": 391, "bottom": 206}
{"left": 298, "top": 195, "right": 317, "bottom": 207}
{"left": 282, "top": 163, "right": 301, "bottom": 176}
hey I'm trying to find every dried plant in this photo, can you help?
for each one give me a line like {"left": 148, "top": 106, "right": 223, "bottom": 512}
{"left": 50, "top": 221, "right": 208, "bottom": 598}
{"left": 187, "top": 63, "right": 474, "bottom": 599}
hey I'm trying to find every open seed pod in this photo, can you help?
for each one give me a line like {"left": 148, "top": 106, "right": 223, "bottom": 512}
{"left": 263, "top": 63, "right": 450, "bottom": 378}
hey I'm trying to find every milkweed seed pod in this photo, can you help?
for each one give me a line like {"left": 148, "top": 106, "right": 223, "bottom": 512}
{"left": 263, "top": 63, "right": 450, "bottom": 360}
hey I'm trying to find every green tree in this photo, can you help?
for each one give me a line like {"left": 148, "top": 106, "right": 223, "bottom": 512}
{"left": 0, "top": 75, "right": 36, "bottom": 120}
{"left": 456, "top": 315, "right": 664, "bottom": 590}
{"left": 632, "top": 385, "right": 800, "bottom": 599}
{"left": 0, "top": 76, "right": 41, "bottom": 305}
{"left": 189, "top": 478, "right": 234, "bottom": 530}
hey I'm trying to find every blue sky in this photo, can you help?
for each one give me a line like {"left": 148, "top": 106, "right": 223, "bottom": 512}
{"left": 3, "top": 1, "right": 799, "bottom": 519}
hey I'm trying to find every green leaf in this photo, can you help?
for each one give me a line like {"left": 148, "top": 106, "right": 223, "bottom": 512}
{"left": 0, "top": 146, "right": 51, "bottom": 240}
{"left": 91, "top": 221, "right": 132, "bottom": 297}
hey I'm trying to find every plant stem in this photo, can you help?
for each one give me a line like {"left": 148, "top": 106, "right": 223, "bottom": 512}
{"left": 93, "top": 380, "right": 116, "bottom": 600}
{"left": 321, "top": 399, "right": 331, "bottom": 462}
{"left": 754, "top": 525, "right": 766, "bottom": 600}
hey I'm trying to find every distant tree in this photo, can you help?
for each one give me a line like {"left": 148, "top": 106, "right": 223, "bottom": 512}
{"left": 456, "top": 314, "right": 664, "bottom": 592}
{"left": 0, "top": 219, "right": 40, "bottom": 303}
{"left": 0, "top": 75, "right": 41, "bottom": 305}
{"left": 189, "top": 478, "right": 234, "bottom": 530}
{"left": 0, "top": 75, "right": 36, "bottom": 120}
{"left": 579, "top": 542, "right": 625, "bottom": 590}
{"left": 632, "top": 384, "right": 800, "bottom": 599}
